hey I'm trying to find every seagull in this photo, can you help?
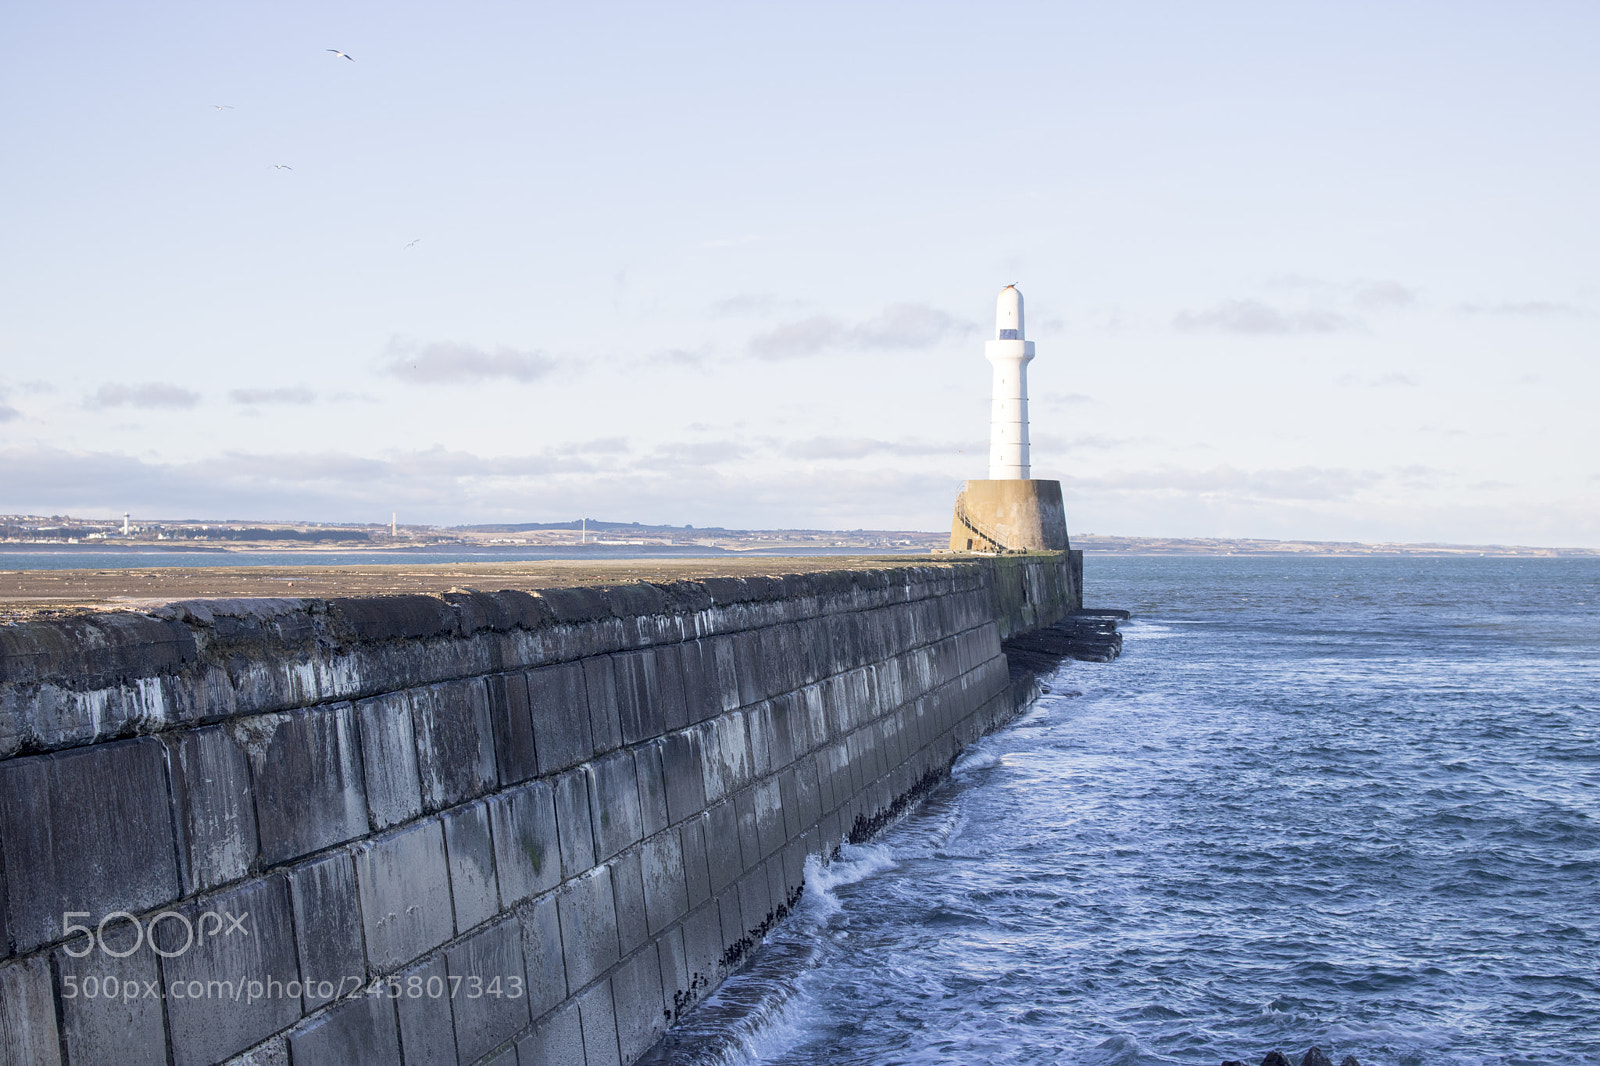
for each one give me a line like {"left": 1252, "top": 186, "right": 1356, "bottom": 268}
{"left": 326, "top": 49, "right": 354, "bottom": 61}
{"left": 404, "top": 239, "right": 421, "bottom": 250}
{"left": 213, "top": 105, "right": 235, "bottom": 110}
{"left": 273, "top": 164, "right": 293, "bottom": 170}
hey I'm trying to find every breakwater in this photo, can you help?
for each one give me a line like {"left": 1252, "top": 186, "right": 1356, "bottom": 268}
{"left": 0, "top": 552, "right": 1084, "bottom": 1066}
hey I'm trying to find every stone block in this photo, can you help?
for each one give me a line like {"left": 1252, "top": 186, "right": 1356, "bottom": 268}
{"left": 220, "top": 1035, "right": 288, "bottom": 1066}
{"left": 55, "top": 919, "right": 166, "bottom": 1066}
{"left": 557, "top": 868, "right": 619, "bottom": 989}
{"left": 159, "top": 874, "right": 301, "bottom": 1066}
{"left": 709, "top": 636, "right": 741, "bottom": 714}
{"left": 680, "top": 902, "right": 722, "bottom": 989}
{"left": 0, "top": 956, "right": 59, "bottom": 1066}
{"left": 610, "top": 849, "right": 648, "bottom": 956}
{"left": 773, "top": 693, "right": 805, "bottom": 769}
{"left": 715, "top": 893, "right": 744, "bottom": 960}
{"left": 729, "top": 631, "right": 764, "bottom": 707}
{"left": 702, "top": 801, "right": 742, "bottom": 894}
{"left": 324, "top": 594, "right": 459, "bottom": 642}
{"left": 488, "top": 779, "right": 561, "bottom": 906}
{"left": 287, "top": 850, "right": 365, "bottom": 1011}
{"left": 394, "top": 954, "right": 455, "bottom": 1066}
{"left": 520, "top": 892, "right": 567, "bottom": 1019}
{"left": 634, "top": 742, "right": 670, "bottom": 837}
{"left": 756, "top": 625, "right": 798, "bottom": 698}
{"left": 658, "top": 729, "right": 706, "bottom": 826}
{"left": 355, "top": 820, "right": 455, "bottom": 972}
{"left": 443, "top": 800, "right": 500, "bottom": 932}
{"left": 737, "top": 870, "right": 771, "bottom": 937}
{"left": 527, "top": 663, "right": 593, "bottom": 774}
{"left": 164, "top": 725, "right": 257, "bottom": 894}
{"left": 553, "top": 769, "right": 597, "bottom": 879}
{"left": 412, "top": 679, "right": 497, "bottom": 811}
{"left": 446, "top": 918, "right": 531, "bottom": 1064}
{"left": 611, "top": 946, "right": 666, "bottom": 1063}
{"left": 698, "top": 712, "right": 751, "bottom": 804}
{"left": 734, "top": 787, "right": 762, "bottom": 869}
{"left": 486, "top": 671, "right": 538, "bottom": 786}
{"left": 246, "top": 705, "right": 368, "bottom": 865}
{"left": 611, "top": 649, "right": 664, "bottom": 747}
{"left": 679, "top": 814, "right": 712, "bottom": 907}
{"left": 517, "top": 1002, "right": 584, "bottom": 1066}
{"left": 745, "top": 700, "right": 773, "bottom": 777}
{"left": 587, "top": 750, "right": 643, "bottom": 862}
{"left": 356, "top": 690, "right": 423, "bottom": 829}
{"left": 778, "top": 767, "right": 802, "bottom": 840}
{"left": 0, "top": 737, "right": 178, "bottom": 954}
{"left": 287, "top": 995, "right": 400, "bottom": 1066}
{"left": 656, "top": 925, "right": 690, "bottom": 1023}
{"left": 653, "top": 644, "right": 690, "bottom": 732}
{"left": 641, "top": 829, "right": 689, "bottom": 936}
{"left": 754, "top": 777, "right": 785, "bottom": 859}
{"left": 583, "top": 656, "right": 622, "bottom": 754}
{"left": 575, "top": 979, "right": 621, "bottom": 1066}
{"left": 673, "top": 641, "right": 717, "bottom": 725}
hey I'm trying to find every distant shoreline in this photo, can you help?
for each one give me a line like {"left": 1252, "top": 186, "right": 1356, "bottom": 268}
{"left": 1069, "top": 535, "right": 1600, "bottom": 558}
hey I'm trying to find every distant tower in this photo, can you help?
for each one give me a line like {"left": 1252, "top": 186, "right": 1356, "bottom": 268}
{"left": 987, "top": 285, "right": 1034, "bottom": 479}
{"left": 122, "top": 512, "right": 130, "bottom": 536}
{"left": 949, "top": 285, "right": 1073, "bottom": 561}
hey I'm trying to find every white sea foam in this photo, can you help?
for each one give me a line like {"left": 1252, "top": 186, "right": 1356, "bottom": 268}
{"left": 800, "top": 843, "right": 897, "bottom": 920}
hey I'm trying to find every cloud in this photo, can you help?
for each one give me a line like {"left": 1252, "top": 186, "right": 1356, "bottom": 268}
{"left": 701, "top": 235, "right": 761, "bottom": 249}
{"left": 1173, "top": 300, "right": 1362, "bottom": 335}
{"left": 384, "top": 341, "right": 556, "bottom": 384}
{"left": 1062, "top": 464, "right": 1386, "bottom": 502}
{"left": 1457, "top": 300, "right": 1582, "bottom": 317}
{"left": 87, "top": 383, "right": 201, "bottom": 409}
{"left": 1352, "top": 281, "right": 1417, "bottom": 310}
{"left": 782, "top": 437, "right": 960, "bottom": 460}
{"left": 1039, "top": 392, "right": 1097, "bottom": 408}
{"left": 1338, "top": 373, "right": 1418, "bottom": 387}
{"left": 0, "top": 404, "right": 18, "bottom": 423}
{"left": 712, "top": 293, "right": 795, "bottom": 317}
{"left": 748, "top": 304, "right": 978, "bottom": 359}
{"left": 229, "top": 387, "right": 316, "bottom": 405}
{"left": 748, "top": 316, "right": 847, "bottom": 359}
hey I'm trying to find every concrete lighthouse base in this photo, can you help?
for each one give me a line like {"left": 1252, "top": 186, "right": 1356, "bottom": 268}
{"left": 950, "top": 479, "right": 1071, "bottom": 552}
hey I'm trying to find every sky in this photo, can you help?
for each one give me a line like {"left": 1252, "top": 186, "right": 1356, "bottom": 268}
{"left": 2, "top": 1, "right": 1597, "bottom": 544}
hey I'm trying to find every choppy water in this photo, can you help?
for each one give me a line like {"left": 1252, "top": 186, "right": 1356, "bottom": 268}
{"left": 676, "top": 557, "right": 1600, "bottom": 1066}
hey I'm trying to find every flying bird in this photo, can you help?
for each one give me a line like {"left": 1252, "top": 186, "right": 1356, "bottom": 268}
{"left": 213, "top": 105, "right": 235, "bottom": 110}
{"left": 404, "top": 239, "right": 421, "bottom": 250}
{"left": 326, "top": 49, "right": 354, "bottom": 61}
{"left": 273, "top": 164, "right": 293, "bottom": 170}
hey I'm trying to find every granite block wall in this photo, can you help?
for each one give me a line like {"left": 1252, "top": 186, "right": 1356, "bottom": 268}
{"left": 0, "top": 555, "right": 1077, "bottom": 1066}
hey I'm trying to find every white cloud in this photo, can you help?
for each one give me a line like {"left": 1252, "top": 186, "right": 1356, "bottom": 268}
{"left": 229, "top": 386, "right": 316, "bottom": 405}
{"left": 384, "top": 341, "right": 556, "bottom": 384}
{"left": 1457, "top": 300, "right": 1583, "bottom": 317}
{"left": 1173, "top": 299, "right": 1362, "bottom": 335}
{"left": 748, "top": 303, "right": 978, "bottom": 359}
{"left": 87, "top": 383, "right": 201, "bottom": 409}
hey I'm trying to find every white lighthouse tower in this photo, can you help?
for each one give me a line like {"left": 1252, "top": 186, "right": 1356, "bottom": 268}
{"left": 987, "top": 284, "right": 1033, "bottom": 479}
{"left": 949, "top": 284, "right": 1071, "bottom": 555}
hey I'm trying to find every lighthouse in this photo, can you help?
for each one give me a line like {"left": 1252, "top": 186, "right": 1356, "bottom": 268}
{"left": 987, "top": 284, "right": 1033, "bottom": 479}
{"left": 949, "top": 285, "right": 1071, "bottom": 554}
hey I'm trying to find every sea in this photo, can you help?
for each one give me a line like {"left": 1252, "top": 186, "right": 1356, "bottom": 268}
{"left": 658, "top": 556, "right": 1600, "bottom": 1066}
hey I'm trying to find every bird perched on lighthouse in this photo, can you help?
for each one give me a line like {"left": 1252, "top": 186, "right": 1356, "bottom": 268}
{"left": 986, "top": 284, "right": 1034, "bottom": 480}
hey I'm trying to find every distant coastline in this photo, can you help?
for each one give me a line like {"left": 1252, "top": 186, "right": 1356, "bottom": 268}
{"left": 2, "top": 514, "right": 1594, "bottom": 558}
{"left": 1071, "top": 534, "right": 1600, "bottom": 557}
